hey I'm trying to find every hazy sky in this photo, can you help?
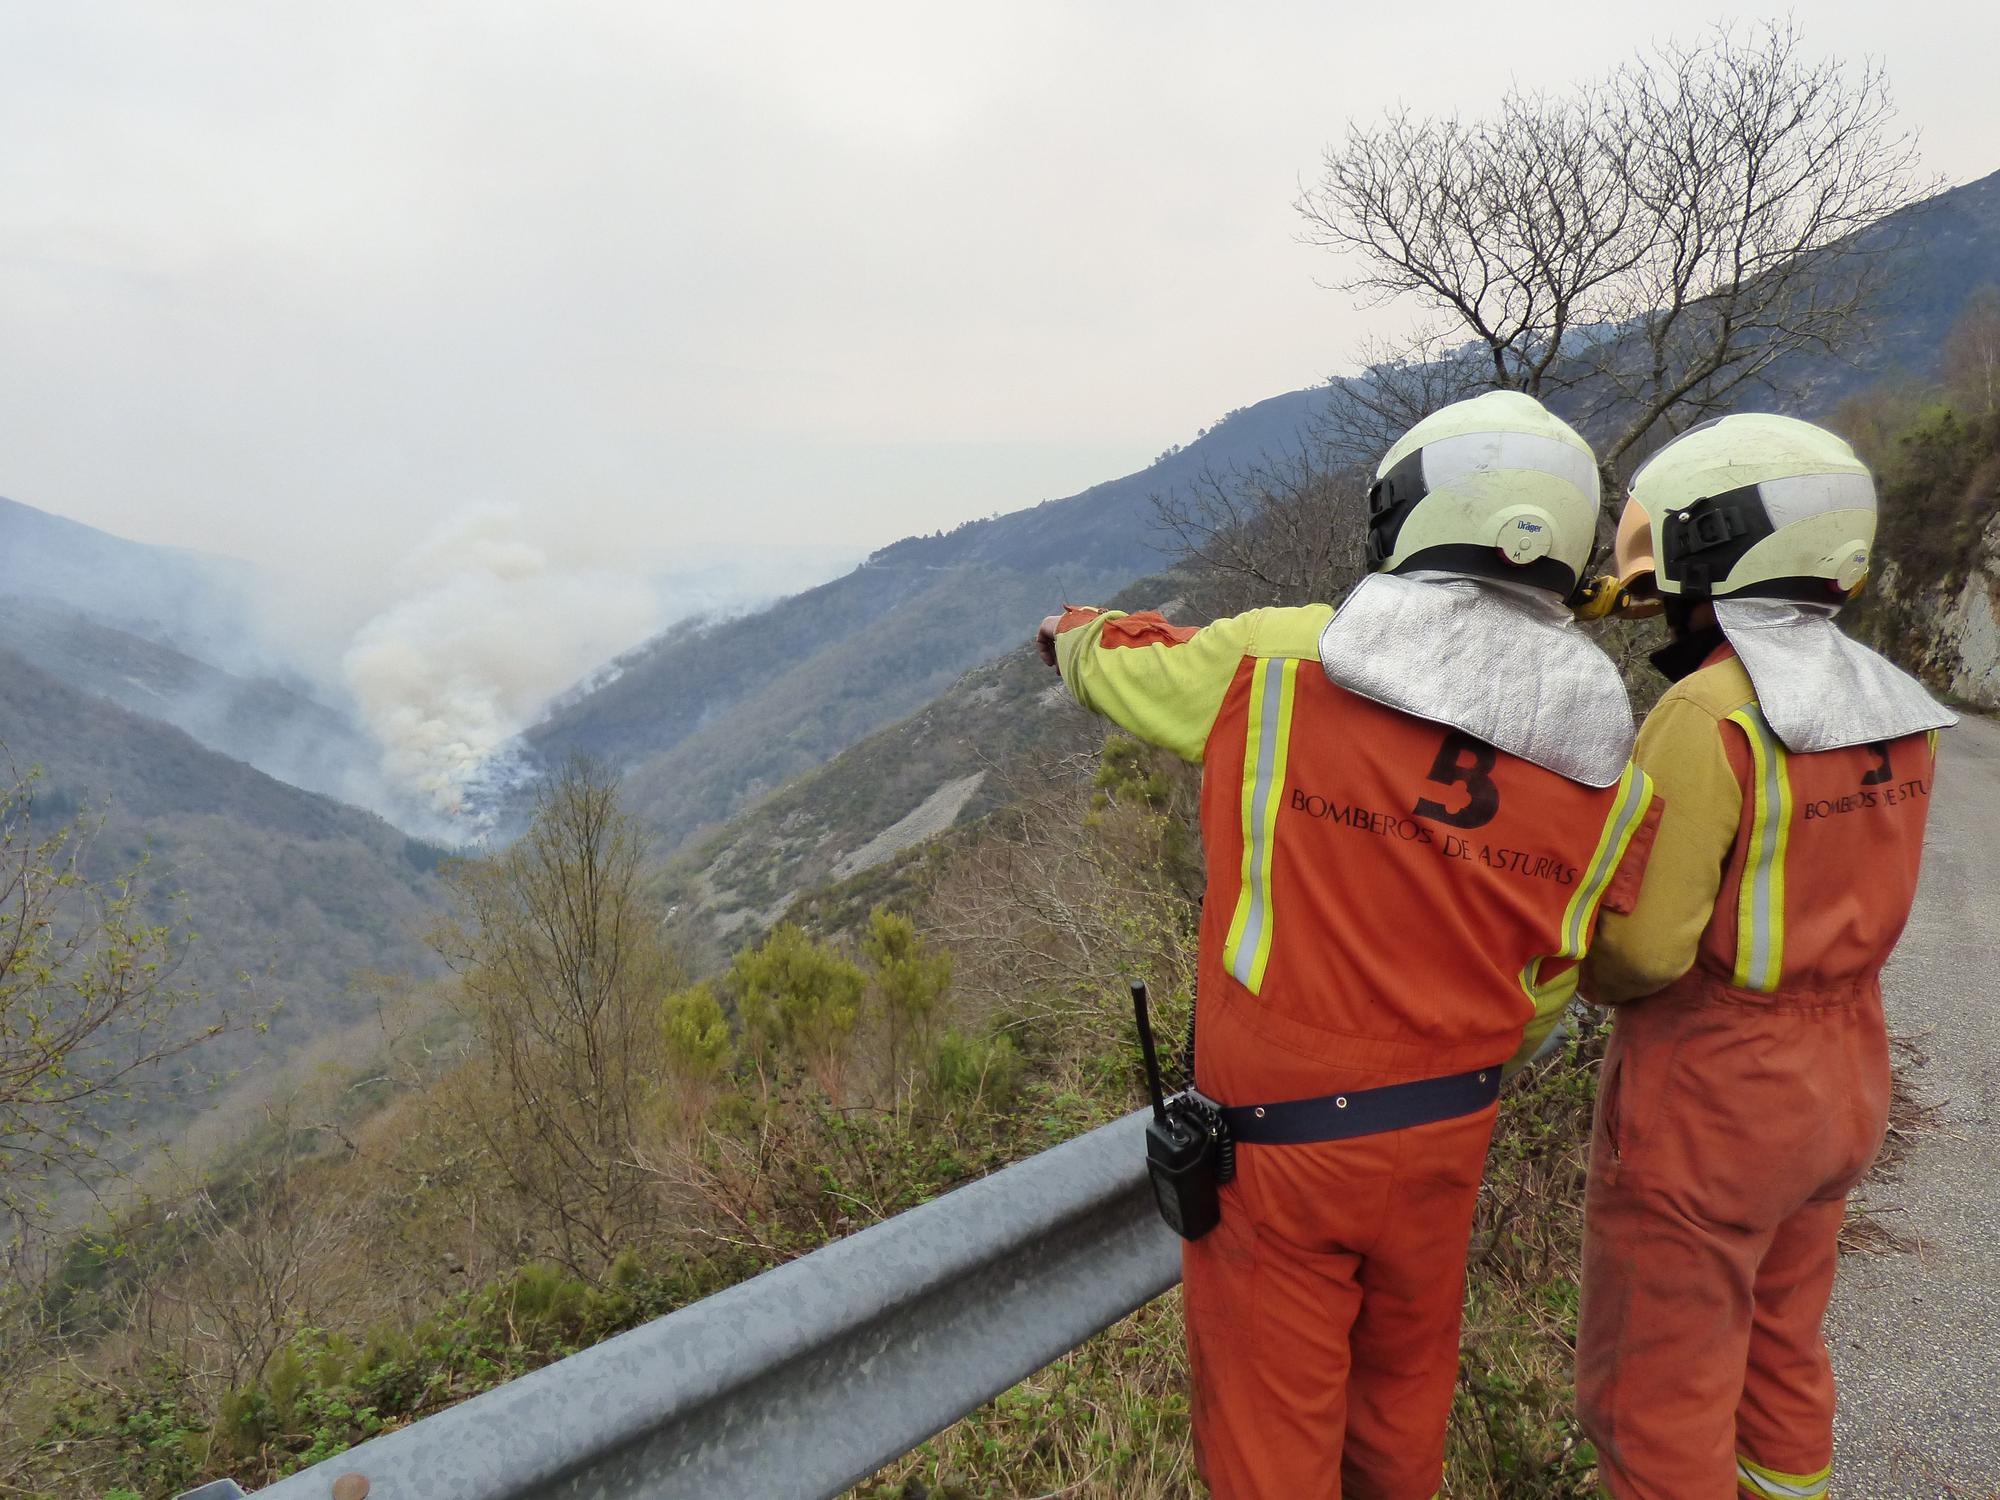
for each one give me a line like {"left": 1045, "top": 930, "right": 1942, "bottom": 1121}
{"left": 3, "top": 1, "right": 1997, "bottom": 581}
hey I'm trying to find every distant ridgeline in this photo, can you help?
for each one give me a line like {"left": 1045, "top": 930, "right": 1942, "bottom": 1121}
{"left": 0, "top": 495, "right": 261, "bottom": 674}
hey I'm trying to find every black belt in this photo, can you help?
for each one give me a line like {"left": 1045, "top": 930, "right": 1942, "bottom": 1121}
{"left": 1218, "top": 1066, "right": 1503, "bottom": 1145}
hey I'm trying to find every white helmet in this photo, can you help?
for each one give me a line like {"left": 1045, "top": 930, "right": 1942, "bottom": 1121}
{"left": 1367, "top": 390, "right": 1601, "bottom": 599}
{"left": 1614, "top": 413, "right": 1876, "bottom": 603}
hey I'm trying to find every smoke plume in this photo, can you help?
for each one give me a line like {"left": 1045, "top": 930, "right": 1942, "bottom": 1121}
{"left": 341, "top": 507, "right": 662, "bottom": 832}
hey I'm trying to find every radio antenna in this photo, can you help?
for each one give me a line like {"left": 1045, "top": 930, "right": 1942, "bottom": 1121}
{"left": 1131, "top": 981, "right": 1169, "bottom": 1124}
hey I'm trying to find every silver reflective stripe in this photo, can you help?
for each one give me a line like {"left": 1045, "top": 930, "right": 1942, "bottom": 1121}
{"left": 1754, "top": 469, "right": 1876, "bottom": 527}
{"left": 1229, "top": 659, "right": 1287, "bottom": 987}
{"left": 1736, "top": 1458, "right": 1829, "bottom": 1499}
{"left": 1416, "top": 428, "right": 1600, "bottom": 503}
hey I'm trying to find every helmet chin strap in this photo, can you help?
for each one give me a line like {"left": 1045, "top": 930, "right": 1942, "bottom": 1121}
{"left": 1662, "top": 594, "right": 1719, "bottom": 637}
{"left": 1569, "top": 572, "right": 1663, "bottom": 621}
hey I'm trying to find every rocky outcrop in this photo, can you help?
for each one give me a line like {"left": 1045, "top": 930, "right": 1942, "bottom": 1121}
{"left": 1938, "top": 517, "right": 2000, "bottom": 706}
{"left": 1862, "top": 514, "right": 2000, "bottom": 710}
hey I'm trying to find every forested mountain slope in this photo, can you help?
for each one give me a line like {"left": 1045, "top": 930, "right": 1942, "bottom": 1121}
{"left": 1817, "top": 168, "right": 2000, "bottom": 398}
{"left": 513, "top": 388, "right": 1324, "bottom": 847}
{"left": 0, "top": 647, "right": 441, "bottom": 1117}
{"left": 0, "top": 595, "right": 380, "bottom": 809}
{"left": 0, "top": 495, "right": 395, "bottom": 811}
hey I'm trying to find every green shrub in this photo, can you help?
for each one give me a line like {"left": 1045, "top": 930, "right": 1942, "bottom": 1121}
{"left": 662, "top": 983, "right": 733, "bottom": 1081}
{"left": 928, "top": 1029, "right": 1022, "bottom": 1105}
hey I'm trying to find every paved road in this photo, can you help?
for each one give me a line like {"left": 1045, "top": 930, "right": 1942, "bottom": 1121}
{"left": 1827, "top": 712, "right": 2000, "bottom": 1498}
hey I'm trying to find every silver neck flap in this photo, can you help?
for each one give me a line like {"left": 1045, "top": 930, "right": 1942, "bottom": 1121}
{"left": 1711, "top": 598, "right": 1957, "bottom": 753}
{"left": 1317, "top": 572, "right": 1635, "bottom": 787}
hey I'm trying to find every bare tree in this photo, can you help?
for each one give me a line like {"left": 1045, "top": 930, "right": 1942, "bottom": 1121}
{"left": 1302, "top": 85, "right": 1639, "bottom": 409}
{"left": 1153, "top": 447, "right": 1370, "bottom": 616}
{"left": 928, "top": 748, "right": 1200, "bottom": 1071}
{"left": 131, "top": 1119, "right": 368, "bottom": 1402}
{"left": 1300, "top": 18, "right": 1931, "bottom": 478}
{"left": 1317, "top": 330, "right": 1495, "bottom": 466}
{"left": 429, "top": 758, "right": 680, "bottom": 1274}
{"left": 1, "top": 764, "right": 219, "bottom": 1284}
{"left": 1943, "top": 286, "right": 2000, "bottom": 419}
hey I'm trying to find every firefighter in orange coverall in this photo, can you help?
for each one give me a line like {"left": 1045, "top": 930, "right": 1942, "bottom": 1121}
{"left": 1573, "top": 415, "right": 1956, "bottom": 1500}
{"left": 1035, "top": 392, "right": 1660, "bottom": 1499}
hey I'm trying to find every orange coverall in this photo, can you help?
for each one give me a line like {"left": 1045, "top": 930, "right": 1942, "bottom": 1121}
{"left": 1578, "top": 644, "right": 1940, "bottom": 1500}
{"left": 1054, "top": 603, "right": 1659, "bottom": 1499}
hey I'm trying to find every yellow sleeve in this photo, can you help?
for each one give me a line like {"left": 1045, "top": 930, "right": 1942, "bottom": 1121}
{"left": 1506, "top": 967, "right": 1580, "bottom": 1078}
{"left": 1582, "top": 692, "right": 1741, "bottom": 1005}
{"left": 1053, "top": 607, "right": 1266, "bottom": 763}
{"left": 1505, "top": 759, "right": 1660, "bottom": 1073}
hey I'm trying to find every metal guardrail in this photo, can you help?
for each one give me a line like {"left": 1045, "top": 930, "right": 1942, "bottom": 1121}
{"left": 199, "top": 1108, "right": 1178, "bottom": 1500}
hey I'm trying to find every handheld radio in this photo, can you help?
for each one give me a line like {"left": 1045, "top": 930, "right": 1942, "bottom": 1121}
{"left": 1131, "top": 981, "right": 1233, "bottom": 1241}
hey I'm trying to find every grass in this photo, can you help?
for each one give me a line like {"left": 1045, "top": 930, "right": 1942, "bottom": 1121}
{"left": 848, "top": 1023, "right": 1612, "bottom": 1500}
{"left": 857, "top": 1295, "right": 1197, "bottom": 1500}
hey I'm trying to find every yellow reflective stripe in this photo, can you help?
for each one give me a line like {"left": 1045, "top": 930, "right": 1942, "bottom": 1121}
{"left": 1927, "top": 727, "right": 1939, "bottom": 760}
{"left": 1728, "top": 707, "right": 1794, "bottom": 992}
{"left": 1222, "top": 657, "right": 1298, "bottom": 994}
{"left": 1556, "top": 762, "right": 1656, "bottom": 959}
{"left": 1737, "top": 1453, "right": 1831, "bottom": 1499}
{"left": 1508, "top": 770, "right": 1647, "bottom": 1073}
{"left": 1518, "top": 957, "right": 1542, "bottom": 1002}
